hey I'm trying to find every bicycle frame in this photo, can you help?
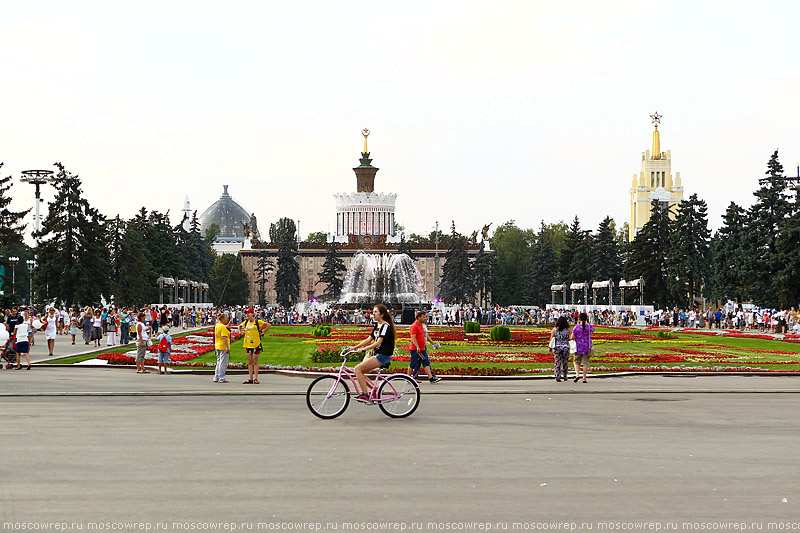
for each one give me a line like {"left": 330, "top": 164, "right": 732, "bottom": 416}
{"left": 326, "top": 348, "right": 416, "bottom": 403}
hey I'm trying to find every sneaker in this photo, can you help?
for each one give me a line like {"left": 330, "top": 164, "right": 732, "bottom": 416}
{"left": 355, "top": 393, "right": 371, "bottom": 403}
{"left": 218, "top": 379, "right": 228, "bottom": 383}
{"left": 213, "top": 379, "right": 219, "bottom": 383}
{"left": 430, "top": 376, "right": 442, "bottom": 383}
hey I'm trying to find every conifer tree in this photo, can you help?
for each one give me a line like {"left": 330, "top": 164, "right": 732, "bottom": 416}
{"left": 317, "top": 242, "right": 346, "bottom": 302}
{"left": 116, "top": 219, "right": 157, "bottom": 306}
{"left": 33, "top": 163, "right": 109, "bottom": 306}
{"left": 669, "top": 194, "right": 711, "bottom": 307}
{"left": 559, "top": 216, "right": 583, "bottom": 282}
{"left": 624, "top": 200, "right": 675, "bottom": 308}
{"left": 523, "top": 223, "right": 559, "bottom": 306}
{"left": 593, "top": 217, "right": 623, "bottom": 285}
{"left": 0, "top": 163, "right": 30, "bottom": 247}
{"left": 438, "top": 222, "right": 475, "bottom": 304}
{"left": 712, "top": 202, "right": 747, "bottom": 303}
{"left": 743, "top": 150, "right": 791, "bottom": 306}
{"left": 273, "top": 218, "right": 300, "bottom": 307}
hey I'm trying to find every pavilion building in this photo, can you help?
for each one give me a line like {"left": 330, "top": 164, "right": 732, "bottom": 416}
{"left": 629, "top": 112, "right": 684, "bottom": 241}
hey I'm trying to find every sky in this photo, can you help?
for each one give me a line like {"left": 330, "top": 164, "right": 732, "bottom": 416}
{"left": 2, "top": 0, "right": 799, "bottom": 243}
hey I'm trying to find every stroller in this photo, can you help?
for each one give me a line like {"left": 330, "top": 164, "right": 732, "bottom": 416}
{"left": 1, "top": 335, "right": 17, "bottom": 370}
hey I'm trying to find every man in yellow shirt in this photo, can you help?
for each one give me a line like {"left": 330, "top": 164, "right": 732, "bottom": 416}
{"left": 240, "top": 308, "right": 270, "bottom": 384}
{"left": 214, "top": 312, "right": 231, "bottom": 383}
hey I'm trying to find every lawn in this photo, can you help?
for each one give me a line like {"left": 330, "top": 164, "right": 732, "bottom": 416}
{"left": 43, "top": 324, "right": 800, "bottom": 375}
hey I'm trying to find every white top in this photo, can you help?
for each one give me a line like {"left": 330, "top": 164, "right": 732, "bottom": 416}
{"left": 45, "top": 314, "right": 58, "bottom": 335}
{"left": 15, "top": 322, "right": 29, "bottom": 339}
{"left": 137, "top": 321, "right": 149, "bottom": 341}
{"left": 92, "top": 317, "right": 102, "bottom": 327}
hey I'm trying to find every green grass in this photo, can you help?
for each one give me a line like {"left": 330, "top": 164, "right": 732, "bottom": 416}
{"left": 40, "top": 324, "right": 800, "bottom": 373}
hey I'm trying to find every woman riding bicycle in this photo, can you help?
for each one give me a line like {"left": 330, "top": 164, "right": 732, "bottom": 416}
{"left": 349, "top": 304, "right": 396, "bottom": 403}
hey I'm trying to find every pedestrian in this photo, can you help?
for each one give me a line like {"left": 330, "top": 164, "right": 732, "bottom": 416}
{"left": 13, "top": 310, "right": 31, "bottom": 370}
{"left": 214, "top": 312, "right": 231, "bottom": 383}
{"left": 119, "top": 308, "right": 130, "bottom": 345}
{"left": 548, "top": 316, "right": 570, "bottom": 382}
{"left": 107, "top": 310, "right": 118, "bottom": 346}
{"left": 135, "top": 312, "right": 151, "bottom": 374}
{"left": 68, "top": 309, "right": 79, "bottom": 345}
{"left": 349, "top": 304, "right": 396, "bottom": 403}
{"left": 240, "top": 308, "right": 270, "bottom": 384}
{"left": 82, "top": 307, "right": 93, "bottom": 345}
{"left": 570, "top": 312, "right": 594, "bottom": 383}
{"left": 407, "top": 310, "right": 441, "bottom": 383}
{"left": 91, "top": 309, "right": 103, "bottom": 347}
{"left": 43, "top": 307, "right": 58, "bottom": 356}
{"left": 155, "top": 326, "right": 172, "bottom": 375}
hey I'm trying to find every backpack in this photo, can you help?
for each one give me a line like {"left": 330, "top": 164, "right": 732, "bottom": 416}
{"left": 158, "top": 336, "right": 170, "bottom": 353}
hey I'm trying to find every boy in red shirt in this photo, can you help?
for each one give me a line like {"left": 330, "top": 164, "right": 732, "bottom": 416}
{"left": 408, "top": 310, "right": 441, "bottom": 383}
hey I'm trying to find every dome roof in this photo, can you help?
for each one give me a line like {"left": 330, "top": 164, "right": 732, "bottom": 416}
{"left": 198, "top": 185, "right": 257, "bottom": 242}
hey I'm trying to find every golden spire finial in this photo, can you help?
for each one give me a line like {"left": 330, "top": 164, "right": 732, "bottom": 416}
{"left": 650, "top": 112, "right": 662, "bottom": 160}
{"left": 362, "top": 128, "right": 370, "bottom": 153}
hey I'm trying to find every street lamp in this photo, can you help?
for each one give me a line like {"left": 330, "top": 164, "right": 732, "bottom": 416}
{"left": 26, "top": 259, "right": 36, "bottom": 305}
{"left": 8, "top": 257, "right": 19, "bottom": 296}
{"left": 20, "top": 170, "right": 57, "bottom": 235}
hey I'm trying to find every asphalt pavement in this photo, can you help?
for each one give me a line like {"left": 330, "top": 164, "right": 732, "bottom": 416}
{"left": 1, "top": 370, "right": 798, "bottom": 531}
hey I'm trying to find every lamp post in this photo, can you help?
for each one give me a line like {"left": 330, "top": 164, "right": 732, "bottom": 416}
{"left": 9, "top": 256, "right": 19, "bottom": 296}
{"left": 20, "top": 170, "right": 56, "bottom": 235}
{"left": 26, "top": 259, "right": 36, "bottom": 305}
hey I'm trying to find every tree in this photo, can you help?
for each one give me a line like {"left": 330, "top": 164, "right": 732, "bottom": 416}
{"left": 567, "top": 230, "right": 594, "bottom": 302}
{"left": 116, "top": 219, "right": 157, "bottom": 306}
{"left": 669, "top": 194, "right": 711, "bottom": 307}
{"left": 273, "top": 218, "right": 300, "bottom": 307}
{"left": 473, "top": 242, "right": 499, "bottom": 307}
{"left": 316, "top": 242, "right": 346, "bottom": 302}
{"left": 438, "top": 222, "right": 475, "bottom": 304}
{"left": 712, "top": 202, "right": 748, "bottom": 303}
{"left": 255, "top": 251, "right": 276, "bottom": 306}
{"left": 775, "top": 210, "right": 800, "bottom": 308}
{"left": 210, "top": 253, "right": 249, "bottom": 305}
{"left": 106, "top": 215, "right": 125, "bottom": 303}
{"left": 742, "top": 150, "right": 792, "bottom": 306}
{"left": 307, "top": 231, "right": 328, "bottom": 244}
{"left": 0, "top": 163, "right": 30, "bottom": 248}
{"left": 270, "top": 217, "right": 297, "bottom": 244}
{"left": 624, "top": 200, "right": 675, "bottom": 308}
{"left": 523, "top": 223, "right": 559, "bottom": 306}
{"left": 593, "top": 217, "right": 623, "bottom": 285}
{"left": 559, "top": 216, "right": 583, "bottom": 282}
{"left": 492, "top": 220, "right": 535, "bottom": 305}
{"left": 33, "top": 163, "right": 110, "bottom": 307}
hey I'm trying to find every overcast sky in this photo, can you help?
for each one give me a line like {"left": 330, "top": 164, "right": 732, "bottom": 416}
{"left": 2, "top": 0, "right": 798, "bottom": 243}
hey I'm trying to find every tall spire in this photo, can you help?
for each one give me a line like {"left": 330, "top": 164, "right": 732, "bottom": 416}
{"left": 650, "top": 111, "right": 662, "bottom": 160}
{"left": 354, "top": 128, "right": 379, "bottom": 193}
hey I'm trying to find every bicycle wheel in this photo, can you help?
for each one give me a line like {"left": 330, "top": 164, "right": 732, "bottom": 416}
{"left": 377, "top": 375, "right": 420, "bottom": 418}
{"left": 306, "top": 375, "right": 350, "bottom": 419}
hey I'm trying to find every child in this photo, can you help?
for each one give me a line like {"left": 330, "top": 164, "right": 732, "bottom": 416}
{"left": 155, "top": 326, "right": 173, "bottom": 375}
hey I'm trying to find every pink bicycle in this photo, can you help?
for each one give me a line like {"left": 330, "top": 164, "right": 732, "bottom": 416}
{"left": 306, "top": 348, "right": 421, "bottom": 419}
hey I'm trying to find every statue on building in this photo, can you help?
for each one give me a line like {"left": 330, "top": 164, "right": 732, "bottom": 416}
{"left": 470, "top": 230, "right": 479, "bottom": 245}
{"left": 481, "top": 223, "right": 492, "bottom": 242}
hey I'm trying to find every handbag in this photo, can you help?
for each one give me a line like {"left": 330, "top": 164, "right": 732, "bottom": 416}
{"left": 548, "top": 337, "right": 556, "bottom": 349}
{"left": 588, "top": 347, "right": 594, "bottom": 357}
{"left": 568, "top": 340, "right": 577, "bottom": 354}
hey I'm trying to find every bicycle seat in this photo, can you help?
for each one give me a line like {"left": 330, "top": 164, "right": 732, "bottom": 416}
{"left": 378, "top": 361, "right": 391, "bottom": 369}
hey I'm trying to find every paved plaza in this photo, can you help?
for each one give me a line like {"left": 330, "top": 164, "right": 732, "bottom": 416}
{"left": 1, "top": 368, "right": 799, "bottom": 531}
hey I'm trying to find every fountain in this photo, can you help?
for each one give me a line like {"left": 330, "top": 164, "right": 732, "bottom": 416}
{"left": 339, "top": 253, "right": 427, "bottom": 305}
